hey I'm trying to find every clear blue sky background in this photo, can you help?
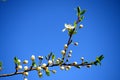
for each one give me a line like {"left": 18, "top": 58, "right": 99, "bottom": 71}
{"left": 0, "top": 0, "right": 120, "bottom": 80}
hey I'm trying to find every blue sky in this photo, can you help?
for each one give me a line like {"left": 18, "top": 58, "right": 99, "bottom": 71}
{"left": 0, "top": 0, "right": 120, "bottom": 80}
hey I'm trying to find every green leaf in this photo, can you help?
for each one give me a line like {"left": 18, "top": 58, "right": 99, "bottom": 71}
{"left": 96, "top": 57, "right": 101, "bottom": 65}
{"left": 46, "top": 69, "right": 50, "bottom": 76}
{"left": 77, "top": 6, "right": 81, "bottom": 17}
{"left": 99, "top": 55, "right": 104, "bottom": 61}
{"left": 0, "top": 62, "right": 2, "bottom": 67}
{"left": 52, "top": 55, "right": 55, "bottom": 61}
{"left": 74, "top": 21, "right": 77, "bottom": 28}
{"left": 80, "top": 16, "right": 84, "bottom": 21}
{"left": 14, "top": 57, "right": 18, "bottom": 64}
{"left": 32, "top": 61, "right": 37, "bottom": 67}
{"left": 80, "top": 10, "right": 86, "bottom": 15}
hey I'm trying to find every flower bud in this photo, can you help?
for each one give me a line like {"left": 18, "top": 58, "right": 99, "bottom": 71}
{"left": 24, "top": 66, "right": 28, "bottom": 70}
{"left": 74, "top": 42, "right": 78, "bottom": 46}
{"left": 73, "top": 61, "right": 77, "bottom": 65}
{"left": 23, "top": 60, "right": 28, "bottom": 64}
{"left": 65, "top": 66, "right": 71, "bottom": 70}
{"left": 69, "top": 50, "right": 72, "bottom": 54}
{"left": 18, "top": 65, "right": 22, "bottom": 70}
{"left": 38, "top": 72, "right": 42, "bottom": 77}
{"left": 87, "top": 65, "right": 91, "bottom": 68}
{"left": 18, "top": 59, "right": 21, "bottom": 63}
{"left": 68, "top": 54, "right": 72, "bottom": 57}
{"left": 36, "top": 66, "right": 42, "bottom": 71}
{"left": 60, "top": 66, "right": 65, "bottom": 70}
{"left": 38, "top": 56, "right": 43, "bottom": 60}
{"left": 64, "top": 44, "right": 68, "bottom": 49}
{"left": 31, "top": 55, "right": 35, "bottom": 61}
{"left": 79, "top": 24, "right": 83, "bottom": 28}
{"left": 24, "top": 78, "right": 28, "bottom": 80}
{"left": 23, "top": 72, "right": 29, "bottom": 76}
{"left": 42, "top": 63, "right": 47, "bottom": 67}
{"left": 52, "top": 70, "right": 56, "bottom": 73}
{"left": 81, "top": 57, "right": 84, "bottom": 60}
{"left": 48, "top": 60, "right": 53, "bottom": 65}
{"left": 61, "top": 50, "right": 65, "bottom": 55}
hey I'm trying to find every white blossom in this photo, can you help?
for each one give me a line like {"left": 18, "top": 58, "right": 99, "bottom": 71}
{"left": 62, "top": 24, "right": 75, "bottom": 32}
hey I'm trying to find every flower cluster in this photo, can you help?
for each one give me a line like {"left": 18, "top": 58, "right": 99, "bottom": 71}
{"left": 0, "top": 6, "right": 104, "bottom": 80}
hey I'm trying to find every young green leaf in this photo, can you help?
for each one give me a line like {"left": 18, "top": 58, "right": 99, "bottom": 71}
{"left": 14, "top": 57, "right": 18, "bottom": 64}
{"left": 0, "top": 62, "right": 2, "bottom": 67}
{"left": 80, "top": 10, "right": 86, "bottom": 15}
{"left": 77, "top": 6, "right": 81, "bottom": 17}
{"left": 46, "top": 69, "right": 50, "bottom": 76}
{"left": 80, "top": 16, "right": 84, "bottom": 22}
{"left": 52, "top": 55, "right": 55, "bottom": 61}
{"left": 74, "top": 21, "right": 77, "bottom": 28}
{"left": 32, "top": 61, "right": 37, "bottom": 67}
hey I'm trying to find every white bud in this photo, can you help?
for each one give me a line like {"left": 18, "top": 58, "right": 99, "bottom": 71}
{"left": 18, "top": 59, "right": 21, "bottom": 63}
{"left": 69, "top": 50, "right": 72, "bottom": 54}
{"left": 36, "top": 66, "right": 42, "bottom": 71}
{"left": 24, "top": 78, "right": 28, "bottom": 80}
{"left": 31, "top": 55, "right": 35, "bottom": 61}
{"left": 38, "top": 56, "right": 43, "bottom": 60}
{"left": 18, "top": 65, "right": 22, "bottom": 70}
{"left": 79, "top": 24, "right": 83, "bottom": 28}
{"left": 81, "top": 57, "right": 84, "bottom": 60}
{"left": 42, "top": 63, "right": 47, "bottom": 67}
{"left": 23, "top": 60, "right": 28, "bottom": 64}
{"left": 64, "top": 44, "right": 68, "bottom": 49}
{"left": 87, "top": 65, "right": 91, "bottom": 68}
{"left": 73, "top": 61, "right": 77, "bottom": 65}
{"left": 38, "top": 72, "right": 42, "bottom": 77}
{"left": 23, "top": 72, "right": 29, "bottom": 76}
{"left": 24, "top": 66, "right": 28, "bottom": 70}
{"left": 60, "top": 66, "right": 65, "bottom": 70}
{"left": 48, "top": 60, "right": 53, "bottom": 65}
{"left": 68, "top": 54, "right": 72, "bottom": 57}
{"left": 52, "top": 70, "right": 56, "bottom": 73}
{"left": 65, "top": 66, "right": 71, "bottom": 70}
{"left": 74, "top": 42, "right": 78, "bottom": 46}
{"left": 61, "top": 50, "right": 65, "bottom": 55}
